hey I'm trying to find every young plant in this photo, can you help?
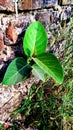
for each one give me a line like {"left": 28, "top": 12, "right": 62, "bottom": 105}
{"left": 2, "top": 21, "right": 64, "bottom": 85}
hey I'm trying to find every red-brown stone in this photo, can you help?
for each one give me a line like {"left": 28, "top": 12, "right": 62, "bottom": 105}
{"left": 0, "top": 0, "right": 5, "bottom": 5}
{"left": 18, "top": 0, "right": 41, "bottom": 10}
{"left": 0, "top": 0, "right": 14, "bottom": 12}
{"left": 21, "top": 0, "right": 32, "bottom": 9}
{"left": 0, "top": 33, "right": 5, "bottom": 51}
{"left": 6, "top": 22, "right": 18, "bottom": 44}
{"left": 0, "top": 0, "right": 41, "bottom": 11}
{"left": 0, "top": 0, "right": 57, "bottom": 12}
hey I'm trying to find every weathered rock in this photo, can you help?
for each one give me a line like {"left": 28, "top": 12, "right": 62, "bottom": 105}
{"left": 4, "top": 15, "right": 30, "bottom": 45}
{"left": 0, "top": 6, "right": 71, "bottom": 46}
{"left": 18, "top": 0, "right": 41, "bottom": 10}
{"left": 0, "top": 0, "right": 14, "bottom": 12}
{"left": 0, "top": 0, "right": 58, "bottom": 12}
{"left": 17, "top": 0, "right": 58, "bottom": 11}
{"left": 0, "top": 32, "right": 5, "bottom": 51}
{"left": 0, "top": 76, "right": 35, "bottom": 121}
{"left": 0, "top": 85, "right": 21, "bottom": 121}
{"left": 62, "top": 0, "right": 73, "bottom": 5}
{"left": 6, "top": 21, "right": 18, "bottom": 44}
{"left": 0, "top": 0, "right": 73, "bottom": 12}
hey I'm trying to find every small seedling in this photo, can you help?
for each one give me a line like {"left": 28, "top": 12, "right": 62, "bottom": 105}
{"left": 2, "top": 21, "right": 64, "bottom": 85}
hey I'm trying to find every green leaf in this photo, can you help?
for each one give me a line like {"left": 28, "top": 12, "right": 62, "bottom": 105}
{"left": 33, "top": 53, "right": 64, "bottom": 84}
{"left": 2, "top": 57, "right": 31, "bottom": 85}
{"left": 32, "top": 64, "right": 49, "bottom": 81}
{"left": 23, "top": 21, "right": 48, "bottom": 57}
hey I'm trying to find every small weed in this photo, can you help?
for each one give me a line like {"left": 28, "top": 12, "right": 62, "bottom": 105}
{"left": 2, "top": 18, "right": 73, "bottom": 130}
{"left": 2, "top": 21, "right": 63, "bottom": 85}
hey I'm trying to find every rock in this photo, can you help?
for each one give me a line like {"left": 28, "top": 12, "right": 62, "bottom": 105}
{"left": 0, "top": 84, "right": 22, "bottom": 121}
{"left": 0, "top": 0, "right": 73, "bottom": 12}
{"left": 18, "top": 0, "right": 58, "bottom": 11}
{"left": 5, "top": 16, "right": 29, "bottom": 45}
{"left": 0, "top": 76, "right": 35, "bottom": 121}
{"left": 18, "top": 0, "right": 41, "bottom": 10}
{"left": 0, "top": 7, "right": 71, "bottom": 46}
{"left": 0, "top": 0, "right": 58, "bottom": 12}
{"left": 0, "top": 32, "right": 5, "bottom": 51}
{"left": 0, "top": 0, "right": 14, "bottom": 12}
{"left": 62, "top": 0, "right": 73, "bottom": 5}
{"left": 6, "top": 21, "right": 18, "bottom": 44}
{"left": 35, "top": 9, "right": 56, "bottom": 25}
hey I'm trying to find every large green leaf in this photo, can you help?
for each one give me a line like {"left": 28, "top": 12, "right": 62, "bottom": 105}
{"left": 33, "top": 53, "right": 64, "bottom": 84}
{"left": 32, "top": 64, "right": 49, "bottom": 81}
{"left": 23, "top": 21, "right": 48, "bottom": 57}
{"left": 2, "top": 57, "right": 31, "bottom": 85}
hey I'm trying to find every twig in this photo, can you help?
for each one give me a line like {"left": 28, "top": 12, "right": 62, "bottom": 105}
{"left": 13, "top": 0, "right": 19, "bottom": 18}
{"left": 30, "top": 83, "right": 43, "bottom": 99}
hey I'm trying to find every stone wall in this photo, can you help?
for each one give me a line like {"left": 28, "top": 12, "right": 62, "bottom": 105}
{"left": 0, "top": 0, "right": 58, "bottom": 12}
{"left": 0, "top": 0, "right": 72, "bottom": 51}
{"left": 0, "top": 0, "right": 73, "bottom": 12}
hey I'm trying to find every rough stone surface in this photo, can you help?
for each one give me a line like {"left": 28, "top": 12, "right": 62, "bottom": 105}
{"left": 0, "top": 7, "right": 72, "bottom": 59}
{"left": 0, "top": 0, "right": 14, "bottom": 12}
{"left": 6, "top": 21, "right": 18, "bottom": 44}
{"left": 0, "top": 85, "right": 21, "bottom": 121}
{"left": 62, "top": 0, "right": 73, "bottom": 5}
{"left": 0, "top": 32, "right": 5, "bottom": 51}
{"left": 18, "top": 0, "right": 57, "bottom": 10}
{"left": 0, "top": 76, "right": 35, "bottom": 121}
{"left": 0, "top": 0, "right": 73, "bottom": 12}
{"left": 0, "top": 5, "right": 71, "bottom": 48}
{"left": 18, "top": 0, "right": 41, "bottom": 10}
{"left": 0, "top": 0, "right": 58, "bottom": 12}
